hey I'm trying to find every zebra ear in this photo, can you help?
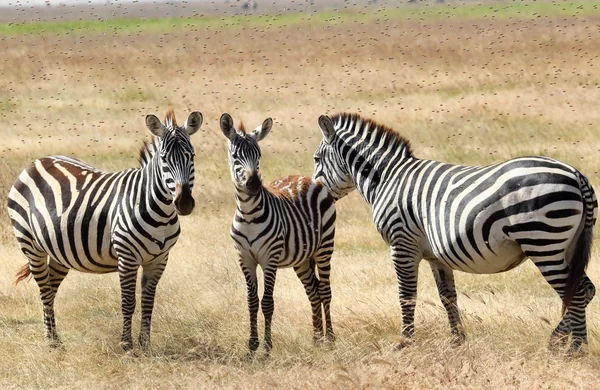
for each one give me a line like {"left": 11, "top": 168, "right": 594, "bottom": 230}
{"left": 184, "top": 111, "right": 203, "bottom": 136}
{"left": 146, "top": 114, "right": 166, "bottom": 137}
{"left": 318, "top": 115, "right": 334, "bottom": 143}
{"left": 220, "top": 113, "right": 236, "bottom": 140}
{"left": 251, "top": 118, "right": 273, "bottom": 142}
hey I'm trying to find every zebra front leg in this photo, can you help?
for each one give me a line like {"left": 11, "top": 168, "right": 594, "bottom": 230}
{"left": 391, "top": 244, "right": 420, "bottom": 345}
{"left": 118, "top": 260, "right": 139, "bottom": 352}
{"left": 241, "top": 260, "right": 260, "bottom": 355}
{"left": 430, "top": 262, "right": 464, "bottom": 345}
{"left": 293, "top": 259, "right": 324, "bottom": 343}
{"left": 138, "top": 261, "right": 167, "bottom": 351}
{"left": 261, "top": 262, "right": 278, "bottom": 355}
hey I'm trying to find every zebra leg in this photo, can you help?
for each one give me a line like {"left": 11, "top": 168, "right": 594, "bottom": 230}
{"left": 293, "top": 258, "right": 324, "bottom": 343}
{"left": 27, "top": 253, "right": 62, "bottom": 346}
{"left": 530, "top": 257, "right": 588, "bottom": 351}
{"left": 314, "top": 253, "right": 335, "bottom": 342}
{"left": 118, "top": 260, "right": 139, "bottom": 352}
{"left": 241, "top": 261, "right": 260, "bottom": 354}
{"left": 44, "top": 260, "right": 70, "bottom": 345}
{"left": 391, "top": 244, "right": 420, "bottom": 343}
{"left": 138, "top": 262, "right": 167, "bottom": 351}
{"left": 429, "top": 262, "right": 464, "bottom": 345}
{"left": 261, "top": 262, "right": 278, "bottom": 355}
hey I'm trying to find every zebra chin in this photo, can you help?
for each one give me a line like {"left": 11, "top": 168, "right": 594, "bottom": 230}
{"left": 174, "top": 183, "right": 195, "bottom": 216}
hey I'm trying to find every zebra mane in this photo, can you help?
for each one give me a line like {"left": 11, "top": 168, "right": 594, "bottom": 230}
{"left": 138, "top": 137, "right": 159, "bottom": 167}
{"left": 165, "top": 108, "right": 177, "bottom": 129}
{"left": 331, "top": 113, "right": 413, "bottom": 158}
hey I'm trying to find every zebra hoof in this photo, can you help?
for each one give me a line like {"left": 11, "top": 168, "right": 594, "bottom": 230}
{"left": 394, "top": 336, "right": 414, "bottom": 350}
{"left": 450, "top": 331, "right": 466, "bottom": 347}
{"left": 120, "top": 341, "right": 134, "bottom": 352}
{"left": 548, "top": 331, "right": 569, "bottom": 351}
{"left": 45, "top": 337, "right": 62, "bottom": 349}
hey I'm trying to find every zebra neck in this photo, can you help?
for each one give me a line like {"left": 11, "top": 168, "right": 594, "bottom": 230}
{"left": 234, "top": 187, "right": 266, "bottom": 220}
{"left": 342, "top": 139, "right": 412, "bottom": 205}
{"left": 139, "top": 156, "right": 176, "bottom": 218}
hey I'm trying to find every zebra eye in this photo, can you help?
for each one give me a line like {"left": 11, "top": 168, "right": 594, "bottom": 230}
{"left": 232, "top": 152, "right": 239, "bottom": 159}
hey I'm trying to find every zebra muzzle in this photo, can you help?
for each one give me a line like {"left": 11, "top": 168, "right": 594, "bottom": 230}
{"left": 174, "top": 183, "right": 195, "bottom": 216}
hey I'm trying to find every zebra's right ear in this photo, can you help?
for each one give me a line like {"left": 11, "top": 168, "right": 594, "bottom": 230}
{"left": 220, "top": 113, "right": 236, "bottom": 140}
{"left": 318, "top": 115, "right": 334, "bottom": 143}
{"left": 146, "top": 114, "right": 166, "bottom": 137}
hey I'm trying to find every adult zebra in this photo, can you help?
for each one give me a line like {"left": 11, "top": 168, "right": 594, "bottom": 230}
{"left": 220, "top": 113, "right": 336, "bottom": 355}
{"left": 312, "top": 112, "right": 596, "bottom": 351}
{"left": 8, "top": 109, "right": 202, "bottom": 351}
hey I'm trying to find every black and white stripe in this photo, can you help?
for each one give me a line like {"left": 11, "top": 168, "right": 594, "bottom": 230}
{"left": 313, "top": 112, "right": 596, "bottom": 350}
{"left": 7, "top": 109, "right": 202, "bottom": 351}
{"left": 221, "top": 113, "right": 336, "bottom": 355}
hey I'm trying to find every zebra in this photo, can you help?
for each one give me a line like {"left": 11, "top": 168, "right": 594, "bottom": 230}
{"left": 7, "top": 109, "right": 202, "bottom": 351}
{"left": 312, "top": 112, "right": 596, "bottom": 351}
{"left": 220, "top": 113, "right": 337, "bottom": 355}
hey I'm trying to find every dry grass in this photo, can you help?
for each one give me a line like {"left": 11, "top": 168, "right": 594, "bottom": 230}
{"left": 1, "top": 2, "right": 600, "bottom": 388}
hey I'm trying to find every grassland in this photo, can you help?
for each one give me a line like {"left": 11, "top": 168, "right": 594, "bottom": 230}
{"left": 1, "top": 1, "right": 600, "bottom": 388}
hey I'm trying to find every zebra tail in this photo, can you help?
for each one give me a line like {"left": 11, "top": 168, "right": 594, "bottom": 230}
{"left": 562, "top": 174, "right": 596, "bottom": 314}
{"left": 14, "top": 263, "right": 31, "bottom": 286}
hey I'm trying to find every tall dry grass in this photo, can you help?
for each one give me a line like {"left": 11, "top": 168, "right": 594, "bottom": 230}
{"left": 1, "top": 3, "right": 600, "bottom": 388}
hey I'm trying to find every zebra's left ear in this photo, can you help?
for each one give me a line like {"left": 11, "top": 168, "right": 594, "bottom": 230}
{"left": 184, "top": 111, "right": 203, "bottom": 136}
{"left": 318, "top": 115, "right": 334, "bottom": 143}
{"left": 251, "top": 118, "right": 273, "bottom": 142}
{"left": 146, "top": 114, "right": 167, "bottom": 137}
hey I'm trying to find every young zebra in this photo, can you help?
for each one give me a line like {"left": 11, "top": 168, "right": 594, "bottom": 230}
{"left": 7, "top": 109, "right": 202, "bottom": 351}
{"left": 220, "top": 113, "right": 336, "bottom": 355}
{"left": 313, "top": 112, "right": 597, "bottom": 351}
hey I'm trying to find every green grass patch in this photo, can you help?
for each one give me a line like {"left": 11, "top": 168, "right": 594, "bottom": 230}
{"left": 1, "top": 1, "right": 599, "bottom": 36}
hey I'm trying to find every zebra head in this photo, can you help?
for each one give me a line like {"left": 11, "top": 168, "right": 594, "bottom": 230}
{"left": 220, "top": 113, "right": 273, "bottom": 196}
{"left": 145, "top": 110, "right": 203, "bottom": 216}
{"left": 312, "top": 115, "right": 355, "bottom": 200}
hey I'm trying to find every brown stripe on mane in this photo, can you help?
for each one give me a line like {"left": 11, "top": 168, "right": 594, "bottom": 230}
{"left": 238, "top": 121, "right": 246, "bottom": 134}
{"left": 165, "top": 108, "right": 177, "bottom": 127}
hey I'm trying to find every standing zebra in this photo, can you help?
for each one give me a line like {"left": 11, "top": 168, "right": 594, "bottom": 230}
{"left": 313, "top": 112, "right": 596, "bottom": 351}
{"left": 220, "top": 113, "right": 336, "bottom": 355}
{"left": 8, "top": 109, "right": 202, "bottom": 351}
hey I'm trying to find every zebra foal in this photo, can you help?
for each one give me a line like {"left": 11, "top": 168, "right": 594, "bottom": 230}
{"left": 220, "top": 113, "right": 337, "bottom": 355}
{"left": 313, "top": 112, "right": 596, "bottom": 351}
{"left": 8, "top": 109, "right": 202, "bottom": 351}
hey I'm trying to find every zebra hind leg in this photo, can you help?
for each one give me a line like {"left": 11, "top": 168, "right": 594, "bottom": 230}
{"left": 314, "top": 252, "right": 335, "bottom": 342}
{"left": 549, "top": 273, "right": 595, "bottom": 348}
{"left": 530, "top": 256, "right": 588, "bottom": 352}
{"left": 17, "top": 252, "right": 64, "bottom": 347}
{"left": 293, "top": 259, "right": 325, "bottom": 344}
{"left": 429, "top": 263, "right": 465, "bottom": 345}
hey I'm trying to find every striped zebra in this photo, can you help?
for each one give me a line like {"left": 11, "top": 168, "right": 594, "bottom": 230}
{"left": 312, "top": 112, "right": 597, "bottom": 351}
{"left": 220, "top": 113, "right": 337, "bottom": 355}
{"left": 7, "top": 109, "right": 202, "bottom": 351}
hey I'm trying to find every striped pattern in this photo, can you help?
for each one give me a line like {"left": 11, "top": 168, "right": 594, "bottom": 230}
{"left": 313, "top": 112, "right": 596, "bottom": 350}
{"left": 7, "top": 109, "right": 202, "bottom": 351}
{"left": 221, "top": 113, "right": 336, "bottom": 355}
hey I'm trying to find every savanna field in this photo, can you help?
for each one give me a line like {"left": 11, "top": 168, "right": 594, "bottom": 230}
{"left": 1, "top": 1, "right": 600, "bottom": 388}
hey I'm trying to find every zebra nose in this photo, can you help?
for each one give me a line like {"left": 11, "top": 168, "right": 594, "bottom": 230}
{"left": 246, "top": 172, "right": 261, "bottom": 194}
{"left": 174, "top": 183, "right": 195, "bottom": 216}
